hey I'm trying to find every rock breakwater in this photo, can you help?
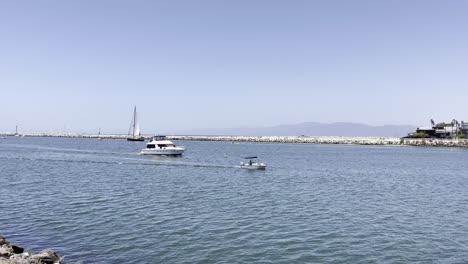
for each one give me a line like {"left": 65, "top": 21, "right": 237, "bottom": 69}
{"left": 1, "top": 133, "right": 467, "bottom": 148}
{"left": 167, "top": 135, "right": 468, "bottom": 148}
{"left": 169, "top": 135, "right": 403, "bottom": 145}
{"left": 0, "top": 236, "right": 61, "bottom": 264}
{"left": 0, "top": 132, "right": 130, "bottom": 139}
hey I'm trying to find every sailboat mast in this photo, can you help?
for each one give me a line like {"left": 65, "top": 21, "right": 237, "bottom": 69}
{"left": 132, "top": 106, "right": 137, "bottom": 136}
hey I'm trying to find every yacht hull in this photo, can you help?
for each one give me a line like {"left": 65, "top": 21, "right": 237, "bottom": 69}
{"left": 140, "top": 148, "right": 184, "bottom": 155}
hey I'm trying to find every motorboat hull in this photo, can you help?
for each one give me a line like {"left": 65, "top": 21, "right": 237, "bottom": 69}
{"left": 240, "top": 162, "right": 267, "bottom": 170}
{"left": 241, "top": 165, "right": 266, "bottom": 170}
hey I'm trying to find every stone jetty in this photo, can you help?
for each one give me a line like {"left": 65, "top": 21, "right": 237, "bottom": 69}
{"left": 1, "top": 133, "right": 468, "bottom": 148}
{"left": 167, "top": 135, "right": 468, "bottom": 148}
{"left": 168, "top": 135, "right": 403, "bottom": 145}
{"left": 0, "top": 132, "right": 129, "bottom": 140}
{"left": 0, "top": 236, "right": 61, "bottom": 264}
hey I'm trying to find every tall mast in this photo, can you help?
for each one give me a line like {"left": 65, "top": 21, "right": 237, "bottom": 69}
{"left": 133, "top": 106, "right": 137, "bottom": 136}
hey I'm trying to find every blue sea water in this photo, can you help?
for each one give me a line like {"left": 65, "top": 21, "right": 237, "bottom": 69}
{"left": 1, "top": 137, "right": 468, "bottom": 263}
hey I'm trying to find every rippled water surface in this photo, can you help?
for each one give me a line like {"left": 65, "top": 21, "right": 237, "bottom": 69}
{"left": 1, "top": 137, "right": 468, "bottom": 263}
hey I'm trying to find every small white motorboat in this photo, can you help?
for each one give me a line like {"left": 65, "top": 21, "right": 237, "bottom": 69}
{"left": 240, "top": 156, "right": 267, "bottom": 170}
{"left": 140, "top": 136, "right": 185, "bottom": 156}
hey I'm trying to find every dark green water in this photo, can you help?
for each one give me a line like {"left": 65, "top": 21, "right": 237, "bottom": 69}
{"left": 1, "top": 137, "right": 468, "bottom": 263}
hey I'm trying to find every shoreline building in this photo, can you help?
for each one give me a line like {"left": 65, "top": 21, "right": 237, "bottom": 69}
{"left": 407, "top": 119, "right": 461, "bottom": 139}
{"left": 460, "top": 121, "right": 468, "bottom": 138}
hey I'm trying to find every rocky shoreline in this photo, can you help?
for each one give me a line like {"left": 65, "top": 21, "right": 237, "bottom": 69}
{"left": 1, "top": 133, "right": 468, "bottom": 148}
{"left": 0, "top": 236, "right": 61, "bottom": 264}
{"left": 167, "top": 135, "right": 468, "bottom": 148}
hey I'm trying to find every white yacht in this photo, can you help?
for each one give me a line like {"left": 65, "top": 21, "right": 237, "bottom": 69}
{"left": 140, "top": 136, "right": 185, "bottom": 156}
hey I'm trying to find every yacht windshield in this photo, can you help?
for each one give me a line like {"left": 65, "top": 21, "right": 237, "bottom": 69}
{"left": 157, "top": 144, "right": 175, "bottom": 148}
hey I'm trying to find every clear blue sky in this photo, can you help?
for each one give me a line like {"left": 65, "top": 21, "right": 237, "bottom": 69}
{"left": 1, "top": 0, "right": 467, "bottom": 134}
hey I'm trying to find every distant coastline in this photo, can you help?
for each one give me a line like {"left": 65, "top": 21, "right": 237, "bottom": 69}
{"left": 1, "top": 133, "right": 468, "bottom": 148}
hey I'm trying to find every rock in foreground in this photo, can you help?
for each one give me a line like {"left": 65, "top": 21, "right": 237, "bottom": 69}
{"left": 0, "top": 236, "right": 60, "bottom": 264}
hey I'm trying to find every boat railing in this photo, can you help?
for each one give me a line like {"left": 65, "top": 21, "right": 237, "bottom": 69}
{"left": 152, "top": 136, "right": 167, "bottom": 141}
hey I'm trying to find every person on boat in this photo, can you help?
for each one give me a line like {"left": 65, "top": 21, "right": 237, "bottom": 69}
{"left": 249, "top": 160, "right": 253, "bottom": 166}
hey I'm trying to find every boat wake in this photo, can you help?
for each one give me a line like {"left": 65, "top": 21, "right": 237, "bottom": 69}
{"left": 1, "top": 155, "right": 239, "bottom": 169}
{"left": 1, "top": 143, "right": 135, "bottom": 156}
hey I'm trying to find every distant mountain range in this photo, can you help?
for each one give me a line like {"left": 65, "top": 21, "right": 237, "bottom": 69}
{"left": 176, "top": 122, "right": 417, "bottom": 137}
